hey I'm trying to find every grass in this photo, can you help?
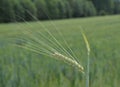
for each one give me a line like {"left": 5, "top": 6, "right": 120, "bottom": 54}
{"left": 0, "top": 15, "right": 120, "bottom": 87}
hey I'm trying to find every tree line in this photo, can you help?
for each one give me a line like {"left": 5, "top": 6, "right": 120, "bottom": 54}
{"left": 0, "top": 0, "right": 120, "bottom": 23}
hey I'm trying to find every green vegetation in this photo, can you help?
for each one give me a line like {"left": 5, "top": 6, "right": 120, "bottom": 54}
{"left": 0, "top": 0, "right": 120, "bottom": 23}
{"left": 0, "top": 15, "right": 120, "bottom": 87}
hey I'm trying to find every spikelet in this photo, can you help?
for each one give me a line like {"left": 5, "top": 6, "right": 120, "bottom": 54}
{"left": 81, "top": 30, "right": 90, "bottom": 55}
{"left": 52, "top": 52, "right": 84, "bottom": 73}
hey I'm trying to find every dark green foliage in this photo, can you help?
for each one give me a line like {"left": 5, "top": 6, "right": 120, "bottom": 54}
{"left": 57, "top": 1, "right": 68, "bottom": 18}
{"left": 72, "top": 0, "right": 84, "bottom": 17}
{"left": 65, "top": 1, "right": 73, "bottom": 18}
{"left": 0, "top": 0, "right": 15, "bottom": 22}
{"left": 99, "top": 10, "right": 107, "bottom": 16}
{"left": 72, "top": 0, "right": 96, "bottom": 17}
{"left": 0, "top": 0, "right": 120, "bottom": 23}
{"left": 114, "top": 1, "right": 120, "bottom": 14}
{"left": 13, "top": 0, "right": 24, "bottom": 22}
{"left": 20, "top": 0, "right": 37, "bottom": 21}
{"left": 35, "top": 0, "right": 48, "bottom": 20}
{"left": 45, "top": 0, "right": 60, "bottom": 19}
{"left": 83, "top": 1, "right": 97, "bottom": 16}
{"left": 92, "top": 0, "right": 115, "bottom": 15}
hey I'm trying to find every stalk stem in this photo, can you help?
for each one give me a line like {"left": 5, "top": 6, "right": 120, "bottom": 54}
{"left": 86, "top": 52, "right": 90, "bottom": 87}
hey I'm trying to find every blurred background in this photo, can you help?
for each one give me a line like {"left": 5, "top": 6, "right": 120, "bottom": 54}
{"left": 0, "top": 0, "right": 120, "bottom": 23}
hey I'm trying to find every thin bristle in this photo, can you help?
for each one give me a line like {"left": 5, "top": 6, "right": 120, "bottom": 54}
{"left": 52, "top": 52, "right": 84, "bottom": 73}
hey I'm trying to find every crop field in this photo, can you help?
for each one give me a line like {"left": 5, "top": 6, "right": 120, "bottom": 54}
{"left": 0, "top": 15, "right": 120, "bottom": 87}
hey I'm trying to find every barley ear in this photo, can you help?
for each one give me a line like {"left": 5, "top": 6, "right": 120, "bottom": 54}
{"left": 81, "top": 31, "right": 90, "bottom": 54}
{"left": 52, "top": 52, "right": 84, "bottom": 73}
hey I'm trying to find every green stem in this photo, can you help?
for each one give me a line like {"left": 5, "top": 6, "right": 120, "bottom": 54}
{"left": 86, "top": 52, "right": 90, "bottom": 87}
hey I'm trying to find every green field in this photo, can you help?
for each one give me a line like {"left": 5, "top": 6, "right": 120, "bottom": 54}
{"left": 0, "top": 15, "right": 120, "bottom": 87}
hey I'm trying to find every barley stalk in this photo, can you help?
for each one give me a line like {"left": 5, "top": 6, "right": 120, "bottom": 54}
{"left": 52, "top": 52, "right": 84, "bottom": 73}
{"left": 81, "top": 31, "right": 90, "bottom": 87}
